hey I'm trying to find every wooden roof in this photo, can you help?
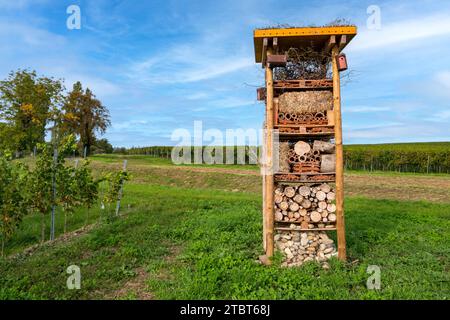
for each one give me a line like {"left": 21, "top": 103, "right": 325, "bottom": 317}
{"left": 253, "top": 26, "right": 357, "bottom": 63}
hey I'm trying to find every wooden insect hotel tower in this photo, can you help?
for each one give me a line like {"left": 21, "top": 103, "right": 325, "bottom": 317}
{"left": 254, "top": 26, "right": 357, "bottom": 267}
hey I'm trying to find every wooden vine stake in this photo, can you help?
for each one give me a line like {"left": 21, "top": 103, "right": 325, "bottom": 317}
{"left": 115, "top": 160, "right": 128, "bottom": 216}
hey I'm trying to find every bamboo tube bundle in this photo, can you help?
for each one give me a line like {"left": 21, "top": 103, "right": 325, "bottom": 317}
{"left": 293, "top": 162, "right": 320, "bottom": 173}
{"left": 275, "top": 230, "right": 337, "bottom": 268}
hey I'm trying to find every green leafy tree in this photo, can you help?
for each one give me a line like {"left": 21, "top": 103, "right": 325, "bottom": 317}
{"left": 0, "top": 70, "right": 64, "bottom": 153}
{"left": 28, "top": 143, "right": 53, "bottom": 242}
{"left": 61, "top": 82, "right": 111, "bottom": 156}
{"left": 28, "top": 135, "right": 77, "bottom": 242}
{"left": 0, "top": 154, "right": 29, "bottom": 256}
{"left": 73, "top": 159, "right": 99, "bottom": 225}
{"left": 92, "top": 138, "right": 114, "bottom": 154}
{"left": 102, "top": 170, "right": 130, "bottom": 217}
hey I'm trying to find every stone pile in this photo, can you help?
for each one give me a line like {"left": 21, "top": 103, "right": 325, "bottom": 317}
{"left": 275, "top": 229, "right": 337, "bottom": 268}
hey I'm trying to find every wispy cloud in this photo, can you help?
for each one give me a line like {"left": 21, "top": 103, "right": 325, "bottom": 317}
{"left": 129, "top": 51, "right": 253, "bottom": 84}
{"left": 350, "top": 13, "right": 450, "bottom": 51}
{"left": 345, "top": 106, "right": 391, "bottom": 113}
{"left": 0, "top": 0, "right": 47, "bottom": 9}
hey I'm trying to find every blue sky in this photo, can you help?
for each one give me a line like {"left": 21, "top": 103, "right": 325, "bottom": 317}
{"left": 0, "top": 0, "right": 449, "bottom": 147}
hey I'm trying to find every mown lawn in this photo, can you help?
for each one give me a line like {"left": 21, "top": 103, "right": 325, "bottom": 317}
{"left": 0, "top": 179, "right": 449, "bottom": 299}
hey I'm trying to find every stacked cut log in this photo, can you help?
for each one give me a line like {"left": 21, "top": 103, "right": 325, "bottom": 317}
{"left": 281, "top": 140, "right": 335, "bottom": 174}
{"left": 275, "top": 230, "right": 337, "bottom": 268}
{"left": 274, "top": 184, "right": 336, "bottom": 228}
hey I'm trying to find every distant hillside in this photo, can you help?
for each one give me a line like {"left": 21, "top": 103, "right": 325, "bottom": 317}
{"left": 344, "top": 142, "right": 450, "bottom": 173}
{"left": 344, "top": 142, "right": 450, "bottom": 152}
{"left": 113, "top": 142, "right": 450, "bottom": 174}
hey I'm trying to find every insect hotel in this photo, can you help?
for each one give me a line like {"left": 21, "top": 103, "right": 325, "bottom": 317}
{"left": 253, "top": 26, "right": 357, "bottom": 267}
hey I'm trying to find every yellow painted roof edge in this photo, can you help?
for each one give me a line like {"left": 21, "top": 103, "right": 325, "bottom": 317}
{"left": 253, "top": 26, "right": 357, "bottom": 38}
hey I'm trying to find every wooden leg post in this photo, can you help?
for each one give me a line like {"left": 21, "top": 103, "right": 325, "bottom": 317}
{"left": 332, "top": 44, "right": 346, "bottom": 261}
{"left": 261, "top": 48, "right": 275, "bottom": 264}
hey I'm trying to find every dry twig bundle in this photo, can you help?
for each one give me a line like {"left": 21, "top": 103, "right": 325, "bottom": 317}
{"left": 278, "top": 91, "right": 332, "bottom": 113}
{"left": 274, "top": 47, "right": 332, "bottom": 80}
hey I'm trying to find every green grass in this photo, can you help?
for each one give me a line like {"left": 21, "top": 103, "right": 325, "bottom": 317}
{"left": 345, "top": 141, "right": 450, "bottom": 152}
{"left": 91, "top": 154, "right": 259, "bottom": 171}
{"left": 0, "top": 180, "right": 449, "bottom": 299}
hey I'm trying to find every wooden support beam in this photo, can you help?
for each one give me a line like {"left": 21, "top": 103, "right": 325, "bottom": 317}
{"left": 273, "top": 37, "right": 278, "bottom": 53}
{"left": 261, "top": 38, "right": 268, "bottom": 68}
{"left": 339, "top": 35, "right": 347, "bottom": 51}
{"left": 332, "top": 44, "right": 346, "bottom": 261}
{"left": 263, "top": 48, "right": 275, "bottom": 263}
{"left": 324, "top": 35, "right": 336, "bottom": 53}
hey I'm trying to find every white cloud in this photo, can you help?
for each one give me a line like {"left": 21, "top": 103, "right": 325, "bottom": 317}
{"left": 0, "top": 22, "right": 66, "bottom": 48}
{"left": 434, "top": 71, "right": 450, "bottom": 90}
{"left": 127, "top": 27, "right": 253, "bottom": 85}
{"left": 64, "top": 74, "right": 122, "bottom": 98}
{"left": 345, "top": 106, "right": 390, "bottom": 113}
{"left": 186, "top": 92, "right": 210, "bottom": 100}
{"left": 209, "top": 97, "right": 255, "bottom": 109}
{"left": 349, "top": 14, "right": 450, "bottom": 51}
{"left": 0, "top": 0, "right": 47, "bottom": 9}
{"left": 346, "top": 121, "right": 450, "bottom": 142}
{"left": 129, "top": 53, "right": 253, "bottom": 84}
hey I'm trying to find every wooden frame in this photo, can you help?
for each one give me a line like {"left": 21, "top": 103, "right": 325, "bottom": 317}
{"left": 254, "top": 27, "right": 355, "bottom": 265}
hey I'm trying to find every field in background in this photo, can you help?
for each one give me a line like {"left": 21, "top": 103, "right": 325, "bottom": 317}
{"left": 114, "top": 142, "right": 450, "bottom": 174}
{"left": 0, "top": 154, "right": 449, "bottom": 299}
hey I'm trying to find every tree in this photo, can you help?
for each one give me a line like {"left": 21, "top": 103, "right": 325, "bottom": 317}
{"left": 61, "top": 82, "right": 110, "bottom": 156}
{"left": 28, "top": 135, "right": 77, "bottom": 242}
{"left": 73, "top": 159, "right": 99, "bottom": 225}
{"left": 0, "top": 154, "right": 29, "bottom": 256}
{"left": 0, "top": 70, "right": 64, "bottom": 153}
{"left": 92, "top": 138, "right": 114, "bottom": 154}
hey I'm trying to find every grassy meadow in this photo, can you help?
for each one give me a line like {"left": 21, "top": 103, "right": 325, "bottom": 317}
{"left": 0, "top": 154, "right": 449, "bottom": 299}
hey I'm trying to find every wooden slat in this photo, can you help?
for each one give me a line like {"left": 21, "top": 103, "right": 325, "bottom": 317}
{"left": 273, "top": 79, "right": 333, "bottom": 89}
{"left": 332, "top": 44, "right": 346, "bottom": 261}
{"left": 275, "top": 227, "right": 337, "bottom": 231}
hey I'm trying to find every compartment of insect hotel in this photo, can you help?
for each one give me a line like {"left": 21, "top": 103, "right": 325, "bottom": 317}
{"left": 254, "top": 25, "right": 356, "bottom": 266}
